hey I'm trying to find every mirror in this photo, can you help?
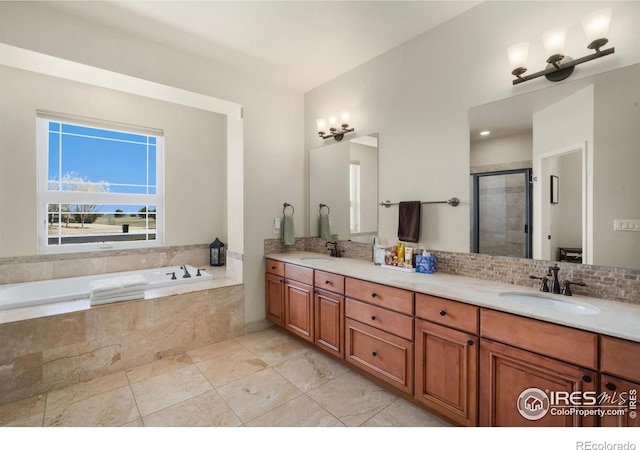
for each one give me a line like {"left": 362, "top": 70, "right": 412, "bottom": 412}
{"left": 470, "top": 63, "right": 640, "bottom": 270}
{"left": 310, "top": 134, "right": 378, "bottom": 241}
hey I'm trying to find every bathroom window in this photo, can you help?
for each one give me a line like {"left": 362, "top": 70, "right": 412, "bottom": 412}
{"left": 350, "top": 160, "right": 361, "bottom": 233}
{"left": 36, "top": 113, "right": 164, "bottom": 253}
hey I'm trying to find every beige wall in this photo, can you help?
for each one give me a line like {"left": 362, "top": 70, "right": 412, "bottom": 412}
{"left": 0, "top": 66, "right": 226, "bottom": 256}
{"left": 470, "top": 132, "right": 532, "bottom": 169}
{"left": 593, "top": 65, "right": 640, "bottom": 268}
{"left": 0, "top": 2, "right": 305, "bottom": 325}
{"left": 305, "top": 1, "right": 640, "bottom": 254}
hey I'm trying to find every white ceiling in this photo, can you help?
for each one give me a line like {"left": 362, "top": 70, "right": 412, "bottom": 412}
{"left": 44, "top": 1, "right": 480, "bottom": 92}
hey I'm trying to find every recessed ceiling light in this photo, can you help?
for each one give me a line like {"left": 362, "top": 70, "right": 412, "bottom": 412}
{"left": 480, "top": 130, "right": 491, "bottom": 136}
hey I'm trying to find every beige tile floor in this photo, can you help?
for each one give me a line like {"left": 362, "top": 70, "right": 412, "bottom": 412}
{"left": 0, "top": 326, "right": 450, "bottom": 427}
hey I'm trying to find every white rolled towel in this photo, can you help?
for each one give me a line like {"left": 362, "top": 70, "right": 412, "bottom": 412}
{"left": 90, "top": 292, "right": 145, "bottom": 306}
{"left": 90, "top": 286, "right": 149, "bottom": 301}
{"left": 90, "top": 278, "right": 124, "bottom": 293}
{"left": 117, "top": 275, "right": 149, "bottom": 288}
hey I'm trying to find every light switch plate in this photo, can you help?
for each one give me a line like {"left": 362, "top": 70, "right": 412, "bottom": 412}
{"left": 614, "top": 219, "right": 640, "bottom": 231}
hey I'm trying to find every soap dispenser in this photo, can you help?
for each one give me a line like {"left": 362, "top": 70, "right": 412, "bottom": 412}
{"left": 373, "top": 238, "right": 385, "bottom": 265}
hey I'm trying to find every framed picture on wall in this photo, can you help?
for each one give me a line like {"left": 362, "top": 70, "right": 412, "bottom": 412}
{"left": 550, "top": 175, "right": 559, "bottom": 204}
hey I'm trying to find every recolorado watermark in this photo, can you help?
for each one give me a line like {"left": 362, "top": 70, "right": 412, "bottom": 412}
{"left": 517, "top": 387, "right": 637, "bottom": 420}
{"left": 576, "top": 442, "right": 636, "bottom": 450}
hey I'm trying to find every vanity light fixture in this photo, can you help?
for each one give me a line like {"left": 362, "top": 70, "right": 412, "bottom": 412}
{"left": 508, "top": 8, "right": 614, "bottom": 85}
{"left": 316, "top": 111, "right": 355, "bottom": 141}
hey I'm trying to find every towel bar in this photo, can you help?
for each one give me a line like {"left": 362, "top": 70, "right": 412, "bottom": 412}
{"left": 379, "top": 198, "right": 460, "bottom": 208}
{"left": 283, "top": 202, "right": 295, "bottom": 216}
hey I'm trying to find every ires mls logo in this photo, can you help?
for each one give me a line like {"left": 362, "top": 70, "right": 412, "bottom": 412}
{"left": 517, "top": 387, "right": 633, "bottom": 420}
{"left": 518, "top": 388, "right": 550, "bottom": 420}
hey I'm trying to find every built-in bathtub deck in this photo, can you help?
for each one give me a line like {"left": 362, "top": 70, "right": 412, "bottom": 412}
{"left": 0, "top": 267, "right": 244, "bottom": 407}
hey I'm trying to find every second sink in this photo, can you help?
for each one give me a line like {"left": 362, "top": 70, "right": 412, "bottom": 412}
{"left": 499, "top": 291, "right": 600, "bottom": 315}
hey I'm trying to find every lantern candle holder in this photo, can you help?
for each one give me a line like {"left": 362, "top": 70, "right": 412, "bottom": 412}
{"left": 209, "top": 238, "right": 226, "bottom": 266}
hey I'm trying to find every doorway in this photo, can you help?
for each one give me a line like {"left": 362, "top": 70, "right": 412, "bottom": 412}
{"left": 472, "top": 169, "right": 532, "bottom": 258}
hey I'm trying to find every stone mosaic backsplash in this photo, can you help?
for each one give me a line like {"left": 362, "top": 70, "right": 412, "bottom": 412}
{"left": 264, "top": 238, "right": 640, "bottom": 305}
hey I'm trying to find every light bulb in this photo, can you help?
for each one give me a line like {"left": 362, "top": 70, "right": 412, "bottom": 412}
{"left": 328, "top": 116, "right": 337, "bottom": 127}
{"left": 316, "top": 119, "right": 326, "bottom": 132}
{"left": 542, "top": 27, "right": 567, "bottom": 61}
{"left": 583, "top": 8, "right": 612, "bottom": 49}
{"left": 507, "top": 42, "right": 530, "bottom": 73}
{"left": 340, "top": 111, "right": 350, "bottom": 123}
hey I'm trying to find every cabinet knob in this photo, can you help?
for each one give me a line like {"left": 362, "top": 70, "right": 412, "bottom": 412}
{"left": 467, "top": 340, "right": 474, "bottom": 346}
{"left": 371, "top": 292, "right": 377, "bottom": 298}
{"left": 582, "top": 375, "right": 592, "bottom": 383}
{"left": 271, "top": 266, "right": 276, "bottom": 270}
{"left": 606, "top": 382, "right": 617, "bottom": 391}
{"left": 371, "top": 315, "right": 377, "bottom": 321}
{"left": 372, "top": 351, "right": 377, "bottom": 357}
{"left": 325, "top": 280, "right": 330, "bottom": 284}
{"left": 439, "top": 310, "right": 446, "bottom": 316}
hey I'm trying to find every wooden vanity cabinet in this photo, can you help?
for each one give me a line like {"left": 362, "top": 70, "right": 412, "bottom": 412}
{"left": 283, "top": 264, "right": 314, "bottom": 343}
{"left": 480, "top": 338, "right": 598, "bottom": 427}
{"left": 265, "top": 259, "right": 285, "bottom": 326}
{"left": 344, "top": 279, "right": 414, "bottom": 394}
{"left": 480, "top": 309, "right": 598, "bottom": 427}
{"left": 414, "top": 294, "right": 479, "bottom": 426}
{"left": 599, "top": 336, "right": 640, "bottom": 427}
{"left": 314, "top": 271, "right": 345, "bottom": 358}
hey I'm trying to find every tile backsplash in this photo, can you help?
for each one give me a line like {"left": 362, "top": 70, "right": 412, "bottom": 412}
{"left": 264, "top": 238, "right": 640, "bottom": 305}
{"left": 0, "top": 244, "right": 210, "bottom": 285}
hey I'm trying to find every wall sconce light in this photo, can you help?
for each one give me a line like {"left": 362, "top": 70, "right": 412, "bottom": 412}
{"left": 316, "top": 111, "right": 354, "bottom": 141}
{"left": 508, "top": 8, "right": 614, "bottom": 85}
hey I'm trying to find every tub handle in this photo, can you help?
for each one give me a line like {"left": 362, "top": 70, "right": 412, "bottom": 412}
{"left": 166, "top": 272, "right": 177, "bottom": 280}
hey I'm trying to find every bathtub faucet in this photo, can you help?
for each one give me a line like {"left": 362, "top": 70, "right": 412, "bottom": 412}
{"left": 180, "top": 265, "right": 192, "bottom": 278}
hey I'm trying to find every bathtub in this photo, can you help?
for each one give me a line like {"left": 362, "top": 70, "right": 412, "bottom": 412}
{"left": 0, "top": 265, "right": 213, "bottom": 311}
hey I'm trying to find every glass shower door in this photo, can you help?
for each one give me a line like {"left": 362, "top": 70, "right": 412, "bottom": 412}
{"left": 472, "top": 169, "right": 532, "bottom": 258}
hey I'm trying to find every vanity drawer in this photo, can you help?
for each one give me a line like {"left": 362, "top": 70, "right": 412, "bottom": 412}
{"left": 314, "top": 270, "right": 345, "bottom": 295}
{"left": 345, "top": 318, "right": 414, "bottom": 394}
{"left": 601, "top": 335, "right": 640, "bottom": 384}
{"left": 415, "top": 293, "right": 479, "bottom": 335}
{"left": 480, "top": 308, "right": 598, "bottom": 370}
{"left": 284, "top": 263, "right": 314, "bottom": 285}
{"left": 346, "top": 298, "right": 413, "bottom": 341}
{"left": 345, "top": 278, "right": 413, "bottom": 315}
{"left": 266, "top": 259, "right": 285, "bottom": 277}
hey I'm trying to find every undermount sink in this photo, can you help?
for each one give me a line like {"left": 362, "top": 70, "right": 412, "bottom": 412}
{"left": 300, "top": 257, "right": 334, "bottom": 263}
{"left": 499, "top": 291, "right": 600, "bottom": 315}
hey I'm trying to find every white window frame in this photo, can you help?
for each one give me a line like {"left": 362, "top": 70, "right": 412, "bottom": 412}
{"left": 350, "top": 160, "right": 361, "bottom": 234}
{"left": 36, "top": 113, "right": 164, "bottom": 254}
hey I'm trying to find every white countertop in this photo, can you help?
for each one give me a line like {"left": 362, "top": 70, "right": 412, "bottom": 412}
{"left": 266, "top": 251, "right": 640, "bottom": 343}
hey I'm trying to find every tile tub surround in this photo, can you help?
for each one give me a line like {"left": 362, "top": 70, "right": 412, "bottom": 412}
{"left": 265, "top": 251, "right": 640, "bottom": 343}
{"left": 0, "top": 281, "right": 244, "bottom": 407}
{"left": 264, "top": 238, "right": 640, "bottom": 305}
{"left": 0, "top": 244, "right": 211, "bottom": 285}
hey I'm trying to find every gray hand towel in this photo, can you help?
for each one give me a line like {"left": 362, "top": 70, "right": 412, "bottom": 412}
{"left": 398, "top": 201, "right": 421, "bottom": 243}
{"left": 319, "top": 214, "right": 331, "bottom": 240}
{"left": 282, "top": 214, "right": 295, "bottom": 246}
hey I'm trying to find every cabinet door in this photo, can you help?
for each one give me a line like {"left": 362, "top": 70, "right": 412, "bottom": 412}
{"left": 600, "top": 375, "right": 640, "bottom": 427}
{"left": 415, "top": 319, "right": 478, "bottom": 426}
{"left": 284, "top": 280, "right": 314, "bottom": 342}
{"left": 480, "top": 338, "right": 597, "bottom": 427}
{"left": 314, "top": 289, "right": 344, "bottom": 358}
{"left": 265, "top": 273, "right": 284, "bottom": 327}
